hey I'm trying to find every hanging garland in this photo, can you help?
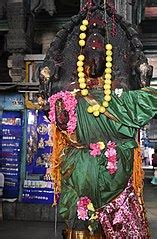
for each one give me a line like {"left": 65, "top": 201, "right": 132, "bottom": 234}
{"left": 77, "top": 19, "right": 113, "bottom": 117}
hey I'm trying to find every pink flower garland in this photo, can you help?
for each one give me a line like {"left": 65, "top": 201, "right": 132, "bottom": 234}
{"left": 89, "top": 143, "right": 101, "bottom": 157}
{"left": 77, "top": 196, "right": 99, "bottom": 233}
{"left": 105, "top": 141, "right": 117, "bottom": 174}
{"left": 49, "top": 91, "right": 77, "bottom": 134}
{"left": 77, "top": 196, "right": 91, "bottom": 221}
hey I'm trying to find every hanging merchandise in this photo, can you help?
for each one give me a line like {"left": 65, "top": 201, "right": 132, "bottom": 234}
{"left": 0, "top": 111, "right": 23, "bottom": 199}
{"left": 22, "top": 109, "right": 53, "bottom": 204}
{"left": 21, "top": 180, "right": 54, "bottom": 204}
{"left": 26, "top": 110, "right": 52, "bottom": 175}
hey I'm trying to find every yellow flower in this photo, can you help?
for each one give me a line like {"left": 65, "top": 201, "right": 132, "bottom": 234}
{"left": 93, "top": 110, "right": 100, "bottom": 117}
{"left": 106, "top": 50, "right": 113, "bottom": 56}
{"left": 78, "top": 72, "right": 85, "bottom": 78}
{"left": 89, "top": 213, "right": 98, "bottom": 221}
{"left": 77, "top": 66, "right": 83, "bottom": 72}
{"left": 105, "top": 68, "right": 112, "bottom": 74}
{"left": 78, "top": 54, "right": 85, "bottom": 61}
{"left": 104, "top": 95, "right": 111, "bottom": 102}
{"left": 106, "top": 62, "right": 112, "bottom": 68}
{"left": 87, "top": 202, "right": 95, "bottom": 212}
{"left": 82, "top": 19, "right": 89, "bottom": 26}
{"left": 105, "top": 73, "right": 112, "bottom": 80}
{"left": 105, "top": 43, "right": 113, "bottom": 50}
{"left": 99, "top": 106, "right": 106, "bottom": 113}
{"left": 78, "top": 78, "right": 85, "bottom": 83}
{"left": 102, "top": 101, "right": 109, "bottom": 108}
{"left": 92, "top": 104, "right": 100, "bottom": 111}
{"left": 87, "top": 106, "right": 93, "bottom": 113}
{"left": 104, "top": 89, "right": 111, "bottom": 95}
{"left": 80, "top": 25, "right": 87, "bottom": 31}
{"left": 79, "top": 39, "right": 86, "bottom": 46}
{"left": 77, "top": 61, "right": 84, "bottom": 67}
{"left": 105, "top": 79, "right": 112, "bottom": 85}
{"left": 104, "top": 84, "right": 111, "bottom": 90}
{"left": 106, "top": 56, "right": 112, "bottom": 62}
{"left": 79, "top": 82, "right": 86, "bottom": 89}
{"left": 88, "top": 225, "right": 93, "bottom": 232}
{"left": 98, "top": 141, "right": 105, "bottom": 150}
{"left": 79, "top": 33, "right": 86, "bottom": 39}
{"left": 81, "top": 89, "right": 88, "bottom": 96}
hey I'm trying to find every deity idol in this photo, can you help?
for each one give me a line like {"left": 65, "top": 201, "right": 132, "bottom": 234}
{"left": 39, "top": 1, "right": 156, "bottom": 238}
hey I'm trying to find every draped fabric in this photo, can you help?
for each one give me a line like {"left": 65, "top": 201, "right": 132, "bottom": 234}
{"left": 58, "top": 87, "right": 157, "bottom": 233}
{"left": 99, "top": 179, "right": 149, "bottom": 238}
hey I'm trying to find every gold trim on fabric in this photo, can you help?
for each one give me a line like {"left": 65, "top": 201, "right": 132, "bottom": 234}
{"left": 141, "top": 87, "right": 157, "bottom": 95}
{"left": 61, "top": 130, "right": 86, "bottom": 149}
{"left": 62, "top": 163, "right": 75, "bottom": 178}
{"left": 64, "top": 229, "right": 105, "bottom": 239}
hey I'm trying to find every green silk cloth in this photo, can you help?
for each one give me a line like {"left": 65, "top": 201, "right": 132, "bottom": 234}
{"left": 59, "top": 87, "right": 157, "bottom": 227}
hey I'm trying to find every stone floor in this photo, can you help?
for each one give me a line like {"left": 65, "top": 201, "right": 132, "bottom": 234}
{"left": 0, "top": 178, "right": 157, "bottom": 239}
{"left": 143, "top": 178, "right": 157, "bottom": 239}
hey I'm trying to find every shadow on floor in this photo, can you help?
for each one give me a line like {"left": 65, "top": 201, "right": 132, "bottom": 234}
{"left": 0, "top": 178, "right": 156, "bottom": 239}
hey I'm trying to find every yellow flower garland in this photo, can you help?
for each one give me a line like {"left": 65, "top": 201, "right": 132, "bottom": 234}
{"left": 77, "top": 19, "right": 113, "bottom": 117}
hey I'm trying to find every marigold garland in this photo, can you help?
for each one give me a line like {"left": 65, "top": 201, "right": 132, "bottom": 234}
{"left": 133, "top": 144, "right": 144, "bottom": 195}
{"left": 133, "top": 144, "right": 151, "bottom": 237}
{"left": 77, "top": 19, "right": 113, "bottom": 117}
{"left": 50, "top": 124, "right": 67, "bottom": 205}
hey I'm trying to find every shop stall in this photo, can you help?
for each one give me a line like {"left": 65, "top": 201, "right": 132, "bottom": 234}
{"left": 0, "top": 93, "right": 24, "bottom": 200}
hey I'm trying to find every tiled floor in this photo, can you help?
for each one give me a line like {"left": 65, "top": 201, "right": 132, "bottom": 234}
{"left": 0, "top": 178, "right": 157, "bottom": 239}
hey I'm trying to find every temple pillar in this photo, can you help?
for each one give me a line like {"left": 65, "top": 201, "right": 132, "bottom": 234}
{"left": 6, "top": 0, "right": 34, "bottom": 82}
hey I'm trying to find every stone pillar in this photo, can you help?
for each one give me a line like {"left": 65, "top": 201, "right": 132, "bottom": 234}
{"left": 8, "top": 53, "right": 25, "bottom": 82}
{"left": 0, "top": 0, "right": 7, "bottom": 19}
{"left": 41, "top": 32, "right": 56, "bottom": 54}
{"left": 31, "top": 0, "right": 56, "bottom": 16}
{"left": 114, "top": 0, "right": 132, "bottom": 23}
{"left": 7, "top": 0, "right": 34, "bottom": 82}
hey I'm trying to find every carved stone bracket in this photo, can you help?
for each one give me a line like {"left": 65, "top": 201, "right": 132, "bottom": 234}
{"left": 6, "top": 0, "right": 35, "bottom": 82}
{"left": 31, "top": 0, "right": 56, "bottom": 16}
{"left": 8, "top": 53, "right": 25, "bottom": 82}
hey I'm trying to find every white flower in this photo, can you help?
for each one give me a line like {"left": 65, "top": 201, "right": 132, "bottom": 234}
{"left": 115, "top": 88, "right": 123, "bottom": 97}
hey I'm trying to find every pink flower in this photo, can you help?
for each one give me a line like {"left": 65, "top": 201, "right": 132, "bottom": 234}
{"left": 77, "top": 208, "right": 89, "bottom": 221}
{"left": 77, "top": 197, "right": 91, "bottom": 221}
{"left": 77, "top": 196, "right": 91, "bottom": 208}
{"left": 89, "top": 143, "right": 101, "bottom": 157}
{"left": 107, "top": 162, "right": 117, "bottom": 174}
{"left": 107, "top": 141, "right": 116, "bottom": 149}
{"left": 105, "top": 148, "right": 116, "bottom": 158}
{"left": 105, "top": 141, "right": 117, "bottom": 175}
{"left": 49, "top": 91, "right": 77, "bottom": 134}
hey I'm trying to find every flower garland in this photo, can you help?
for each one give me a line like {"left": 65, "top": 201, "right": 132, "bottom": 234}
{"left": 89, "top": 141, "right": 105, "bottom": 157}
{"left": 105, "top": 141, "right": 117, "bottom": 174}
{"left": 89, "top": 141, "right": 117, "bottom": 174}
{"left": 49, "top": 91, "right": 77, "bottom": 134}
{"left": 77, "top": 196, "right": 99, "bottom": 233}
{"left": 77, "top": 19, "right": 113, "bottom": 117}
